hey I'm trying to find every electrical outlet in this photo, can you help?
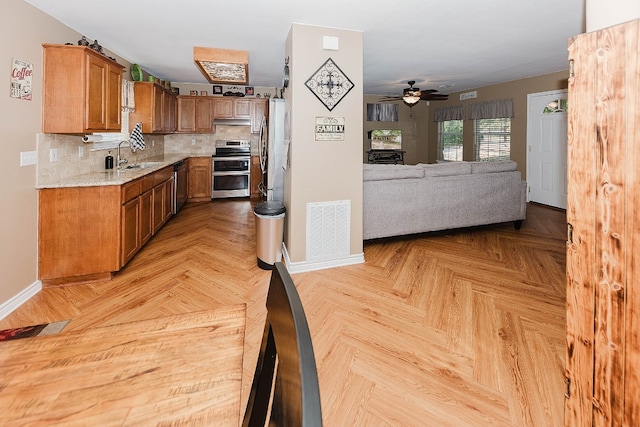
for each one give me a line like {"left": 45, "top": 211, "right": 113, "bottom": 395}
{"left": 78, "top": 146, "right": 84, "bottom": 157}
{"left": 50, "top": 148, "right": 58, "bottom": 162}
{"left": 192, "top": 138, "right": 196, "bottom": 145}
{"left": 152, "top": 140, "right": 155, "bottom": 147}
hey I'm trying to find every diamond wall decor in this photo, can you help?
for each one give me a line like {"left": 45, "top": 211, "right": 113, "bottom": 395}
{"left": 305, "top": 58, "right": 354, "bottom": 111}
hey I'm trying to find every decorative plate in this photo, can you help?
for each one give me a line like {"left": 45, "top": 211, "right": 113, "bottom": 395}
{"left": 305, "top": 58, "right": 354, "bottom": 111}
{"left": 130, "top": 64, "right": 143, "bottom": 82}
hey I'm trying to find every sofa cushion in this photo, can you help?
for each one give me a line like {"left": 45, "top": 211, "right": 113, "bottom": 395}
{"left": 363, "top": 164, "right": 424, "bottom": 181}
{"left": 470, "top": 160, "right": 518, "bottom": 174}
{"left": 417, "top": 162, "right": 472, "bottom": 176}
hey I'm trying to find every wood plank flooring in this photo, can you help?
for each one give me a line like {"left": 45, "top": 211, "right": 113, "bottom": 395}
{"left": 0, "top": 200, "right": 567, "bottom": 427}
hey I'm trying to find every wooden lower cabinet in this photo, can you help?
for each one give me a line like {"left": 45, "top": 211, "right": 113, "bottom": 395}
{"left": 139, "top": 188, "right": 153, "bottom": 246}
{"left": 38, "top": 166, "right": 176, "bottom": 285}
{"left": 121, "top": 197, "right": 140, "bottom": 266}
{"left": 187, "top": 157, "right": 212, "bottom": 201}
{"left": 153, "top": 178, "right": 174, "bottom": 233}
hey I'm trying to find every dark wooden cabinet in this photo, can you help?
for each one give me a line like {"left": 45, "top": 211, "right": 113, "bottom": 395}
{"left": 565, "top": 19, "right": 640, "bottom": 427}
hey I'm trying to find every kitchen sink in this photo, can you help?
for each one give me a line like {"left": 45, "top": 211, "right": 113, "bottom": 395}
{"left": 124, "top": 162, "right": 164, "bottom": 169}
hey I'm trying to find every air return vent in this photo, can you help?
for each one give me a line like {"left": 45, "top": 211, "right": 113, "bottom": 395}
{"left": 306, "top": 200, "right": 350, "bottom": 261}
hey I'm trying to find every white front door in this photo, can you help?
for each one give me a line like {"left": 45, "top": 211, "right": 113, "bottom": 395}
{"left": 526, "top": 90, "right": 568, "bottom": 209}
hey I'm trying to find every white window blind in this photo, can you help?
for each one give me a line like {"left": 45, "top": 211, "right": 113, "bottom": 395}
{"left": 474, "top": 118, "right": 511, "bottom": 161}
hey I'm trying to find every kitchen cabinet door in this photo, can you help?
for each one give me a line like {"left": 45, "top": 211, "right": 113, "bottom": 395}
{"left": 251, "top": 99, "right": 268, "bottom": 134}
{"left": 152, "top": 183, "right": 165, "bottom": 234}
{"left": 177, "top": 97, "right": 196, "bottom": 132}
{"left": 195, "top": 98, "right": 213, "bottom": 133}
{"left": 121, "top": 197, "right": 140, "bottom": 266}
{"left": 162, "top": 88, "right": 176, "bottom": 132}
{"left": 234, "top": 99, "right": 251, "bottom": 118}
{"left": 187, "top": 157, "right": 212, "bottom": 201}
{"left": 152, "top": 84, "right": 164, "bottom": 133}
{"left": 139, "top": 189, "right": 153, "bottom": 246}
{"left": 106, "top": 63, "right": 123, "bottom": 130}
{"left": 213, "top": 98, "right": 234, "bottom": 118}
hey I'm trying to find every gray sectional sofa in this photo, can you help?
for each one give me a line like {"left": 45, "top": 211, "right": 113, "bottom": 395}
{"left": 363, "top": 161, "right": 527, "bottom": 240}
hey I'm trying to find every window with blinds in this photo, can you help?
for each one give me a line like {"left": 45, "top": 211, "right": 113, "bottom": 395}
{"left": 474, "top": 118, "right": 511, "bottom": 161}
{"left": 438, "top": 120, "right": 463, "bottom": 161}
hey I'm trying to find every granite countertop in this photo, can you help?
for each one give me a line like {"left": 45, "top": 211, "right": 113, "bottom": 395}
{"left": 36, "top": 154, "right": 204, "bottom": 189}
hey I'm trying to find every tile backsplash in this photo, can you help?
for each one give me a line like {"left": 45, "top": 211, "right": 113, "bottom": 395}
{"left": 36, "top": 125, "right": 258, "bottom": 186}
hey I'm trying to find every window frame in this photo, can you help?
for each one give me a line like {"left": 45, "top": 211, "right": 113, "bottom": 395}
{"left": 437, "top": 119, "right": 464, "bottom": 162}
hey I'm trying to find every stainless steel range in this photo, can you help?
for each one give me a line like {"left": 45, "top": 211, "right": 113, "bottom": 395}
{"left": 211, "top": 140, "right": 251, "bottom": 198}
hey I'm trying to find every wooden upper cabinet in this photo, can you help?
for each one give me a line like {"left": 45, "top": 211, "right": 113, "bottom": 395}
{"left": 195, "top": 98, "right": 213, "bottom": 133}
{"left": 129, "top": 82, "right": 176, "bottom": 134}
{"left": 177, "top": 96, "right": 196, "bottom": 132}
{"left": 251, "top": 99, "right": 268, "bottom": 134}
{"left": 42, "top": 44, "right": 124, "bottom": 134}
{"left": 213, "top": 98, "right": 234, "bottom": 118}
{"left": 234, "top": 99, "right": 251, "bottom": 118}
{"left": 176, "top": 96, "right": 213, "bottom": 133}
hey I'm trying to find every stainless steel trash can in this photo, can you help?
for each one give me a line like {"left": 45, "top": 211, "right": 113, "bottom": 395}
{"left": 254, "top": 201, "right": 286, "bottom": 270}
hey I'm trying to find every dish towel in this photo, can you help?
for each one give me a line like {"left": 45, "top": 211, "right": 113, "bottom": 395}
{"left": 129, "top": 122, "right": 145, "bottom": 152}
{"left": 121, "top": 80, "right": 135, "bottom": 113}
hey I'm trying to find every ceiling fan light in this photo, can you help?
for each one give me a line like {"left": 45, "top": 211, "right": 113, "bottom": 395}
{"left": 402, "top": 95, "right": 420, "bottom": 105}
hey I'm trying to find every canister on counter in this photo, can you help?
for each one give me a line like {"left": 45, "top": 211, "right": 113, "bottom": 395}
{"left": 105, "top": 151, "right": 114, "bottom": 169}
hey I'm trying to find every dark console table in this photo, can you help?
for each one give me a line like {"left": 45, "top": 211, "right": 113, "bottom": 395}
{"left": 367, "top": 150, "right": 405, "bottom": 164}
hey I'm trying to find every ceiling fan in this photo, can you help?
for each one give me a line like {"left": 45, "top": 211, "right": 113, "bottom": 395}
{"left": 380, "top": 80, "right": 449, "bottom": 107}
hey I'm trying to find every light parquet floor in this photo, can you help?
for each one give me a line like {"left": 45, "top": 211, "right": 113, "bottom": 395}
{"left": 0, "top": 200, "right": 567, "bottom": 427}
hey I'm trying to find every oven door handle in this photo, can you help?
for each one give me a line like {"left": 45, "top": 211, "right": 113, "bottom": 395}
{"left": 212, "top": 156, "right": 250, "bottom": 161}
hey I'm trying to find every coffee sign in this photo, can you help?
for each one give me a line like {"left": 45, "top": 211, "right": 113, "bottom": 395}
{"left": 11, "top": 58, "right": 33, "bottom": 101}
{"left": 315, "top": 116, "right": 345, "bottom": 141}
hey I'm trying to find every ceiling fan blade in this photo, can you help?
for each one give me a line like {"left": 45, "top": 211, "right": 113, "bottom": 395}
{"left": 422, "top": 93, "right": 449, "bottom": 101}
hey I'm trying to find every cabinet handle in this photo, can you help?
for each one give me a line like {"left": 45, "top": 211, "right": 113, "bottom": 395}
{"left": 567, "top": 223, "right": 573, "bottom": 245}
{"left": 569, "top": 60, "right": 575, "bottom": 78}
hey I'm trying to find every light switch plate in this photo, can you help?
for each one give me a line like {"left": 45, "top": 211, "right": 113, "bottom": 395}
{"left": 20, "top": 151, "right": 37, "bottom": 166}
{"left": 50, "top": 148, "right": 58, "bottom": 162}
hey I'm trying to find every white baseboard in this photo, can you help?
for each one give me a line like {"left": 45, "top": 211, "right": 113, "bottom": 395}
{"left": 282, "top": 243, "right": 365, "bottom": 274}
{"left": 0, "top": 281, "right": 42, "bottom": 321}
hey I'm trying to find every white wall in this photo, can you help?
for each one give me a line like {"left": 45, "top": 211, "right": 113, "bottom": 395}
{"left": 587, "top": 0, "right": 640, "bottom": 31}
{"left": 283, "top": 24, "right": 364, "bottom": 271}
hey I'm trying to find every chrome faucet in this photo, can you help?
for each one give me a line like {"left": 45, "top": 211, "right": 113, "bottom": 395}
{"left": 117, "top": 140, "right": 128, "bottom": 168}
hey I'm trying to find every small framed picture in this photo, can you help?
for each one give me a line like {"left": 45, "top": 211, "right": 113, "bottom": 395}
{"left": 212, "top": 85, "right": 223, "bottom": 95}
{"left": 245, "top": 86, "right": 254, "bottom": 96}
{"left": 190, "top": 90, "right": 198, "bottom": 96}
{"left": 200, "top": 90, "right": 208, "bottom": 96}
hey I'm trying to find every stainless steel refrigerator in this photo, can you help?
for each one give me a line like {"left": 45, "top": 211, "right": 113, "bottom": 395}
{"left": 258, "top": 98, "right": 286, "bottom": 202}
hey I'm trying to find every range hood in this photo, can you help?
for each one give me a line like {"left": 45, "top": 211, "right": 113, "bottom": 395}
{"left": 213, "top": 118, "right": 251, "bottom": 126}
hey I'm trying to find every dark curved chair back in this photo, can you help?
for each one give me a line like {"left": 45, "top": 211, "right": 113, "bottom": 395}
{"left": 242, "top": 262, "right": 323, "bottom": 427}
